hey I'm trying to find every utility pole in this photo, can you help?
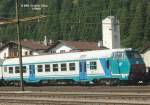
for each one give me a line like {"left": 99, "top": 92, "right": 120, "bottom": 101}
{"left": 16, "top": 0, "right": 24, "bottom": 91}
{"left": 0, "top": 1, "right": 47, "bottom": 91}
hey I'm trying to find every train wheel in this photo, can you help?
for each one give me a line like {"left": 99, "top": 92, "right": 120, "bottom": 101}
{"left": 14, "top": 81, "right": 20, "bottom": 87}
{"left": 103, "top": 79, "right": 120, "bottom": 86}
{"left": 104, "top": 79, "right": 111, "bottom": 86}
{"left": 67, "top": 80, "right": 75, "bottom": 85}
{"left": 112, "top": 79, "right": 120, "bottom": 86}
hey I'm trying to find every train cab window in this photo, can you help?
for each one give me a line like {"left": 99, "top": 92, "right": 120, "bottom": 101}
{"left": 37, "top": 65, "right": 43, "bottom": 72}
{"left": 15, "top": 66, "right": 20, "bottom": 73}
{"left": 126, "top": 51, "right": 141, "bottom": 59}
{"left": 45, "top": 64, "right": 50, "bottom": 72}
{"left": 90, "top": 61, "right": 97, "bottom": 70}
{"left": 61, "top": 63, "right": 67, "bottom": 71}
{"left": 112, "top": 52, "right": 125, "bottom": 60}
{"left": 23, "top": 66, "right": 27, "bottom": 73}
{"left": 4, "top": 67, "right": 7, "bottom": 72}
{"left": 53, "top": 64, "right": 58, "bottom": 72}
{"left": 8, "top": 67, "right": 13, "bottom": 74}
{"left": 69, "top": 63, "right": 75, "bottom": 71}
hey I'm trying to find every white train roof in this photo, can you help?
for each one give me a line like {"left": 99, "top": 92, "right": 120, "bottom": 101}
{"left": 2, "top": 49, "right": 132, "bottom": 66}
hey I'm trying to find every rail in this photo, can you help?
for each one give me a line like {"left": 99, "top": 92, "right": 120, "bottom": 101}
{"left": 0, "top": 91, "right": 149, "bottom": 105}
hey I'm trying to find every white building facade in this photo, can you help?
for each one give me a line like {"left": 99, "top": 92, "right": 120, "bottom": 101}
{"left": 142, "top": 48, "right": 150, "bottom": 72}
{"left": 0, "top": 46, "right": 39, "bottom": 60}
{"left": 0, "top": 40, "right": 48, "bottom": 60}
{"left": 50, "top": 43, "right": 72, "bottom": 53}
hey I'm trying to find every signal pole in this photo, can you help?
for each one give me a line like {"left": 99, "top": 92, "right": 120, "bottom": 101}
{"left": 16, "top": 0, "right": 24, "bottom": 91}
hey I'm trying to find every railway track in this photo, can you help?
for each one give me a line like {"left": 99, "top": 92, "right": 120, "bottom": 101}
{"left": 0, "top": 91, "right": 150, "bottom": 100}
{"left": 0, "top": 91, "right": 150, "bottom": 105}
{"left": 0, "top": 85, "right": 150, "bottom": 92}
{"left": 0, "top": 97, "right": 150, "bottom": 105}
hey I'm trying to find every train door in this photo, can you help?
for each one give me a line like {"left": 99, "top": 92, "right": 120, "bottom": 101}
{"left": 100, "top": 58, "right": 111, "bottom": 78}
{"left": 79, "top": 61, "right": 87, "bottom": 80}
{"left": 29, "top": 65, "right": 36, "bottom": 81}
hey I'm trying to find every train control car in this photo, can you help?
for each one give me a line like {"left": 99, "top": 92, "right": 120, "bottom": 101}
{"left": 0, "top": 49, "right": 146, "bottom": 85}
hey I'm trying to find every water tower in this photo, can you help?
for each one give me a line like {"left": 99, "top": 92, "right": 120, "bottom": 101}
{"left": 102, "top": 16, "right": 120, "bottom": 49}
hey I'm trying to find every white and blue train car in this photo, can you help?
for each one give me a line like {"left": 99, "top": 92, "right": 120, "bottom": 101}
{"left": 0, "top": 49, "right": 146, "bottom": 85}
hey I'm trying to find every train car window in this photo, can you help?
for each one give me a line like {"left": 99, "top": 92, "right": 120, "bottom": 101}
{"left": 8, "top": 67, "right": 13, "bottom": 74}
{"left": 53, "top": 64, "right": 58, "bottom": 72}
{"left": 90, "top": 61, "right": 97, "bottom": 70}
{"left": 61, "top": 63, "right": 67, "bottom": 71}
{"left": 23, "top": 66, "right": 27, "bottom": 73}
{"left": 69, "top": 63, "right": 75, "bottom": 71}
{"left": 45, "top": 64, "right": 50, "bottom": 72}
{"left": 4, "top": 67, "right": 7, "bottom": 72}
{"left": 15, "top": 66, "right": 20, "bottom": 73}
{"left": 37, "top": 65, "right": 43, "bottom": 72}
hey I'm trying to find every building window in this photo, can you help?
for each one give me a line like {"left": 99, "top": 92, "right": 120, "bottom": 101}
{"left": 45, "top": 64, "right": 50, "bottom": 72}
{"left": 53, "top": 64, "right": 58, "bottom": 72}
{"left": 60, "top": 50, "right": 65, "bottom": 53}
{"left": 61, "top": 63, "right": 67, "bottom": 71}
{"left": 90, "top": 61, "right": 97, "bottom": 70}
{"left": 37, "top": 65, "right": 43, "bottom": 72}
{"left": 4, "top": 67, "right": 7, "bottom": 72}
{"left": 9, "top": 52, "right": 12, "bottom": 57}
{"left": 14, "top": 52, "right": 18, "bottom": 57}
{"left": 69, "top": 63, "right": 75, "bottom": 71}
{"left": 51, "top": 51, "right": 56, "bottom": 53}
{"left": 25, "top": 51, "right": 28, "bottom": 56}
{"left": 15, "top": 66, "right": 20, "bottom": 73}
{"left": 4, "top": 53, "right": 6, "bottom": 58}
{"left": 8, "top": 67, "right": 13, "bottom": 74}
{"left": 23, "top": 66, "right": 27, "bottom": 73}
{"left": 29, "top": 51, "right": 33, "bottom": 55}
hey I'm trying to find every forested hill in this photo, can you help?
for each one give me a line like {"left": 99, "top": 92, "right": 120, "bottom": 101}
{"left": 0, "top": 0, "right": 150, "bottom": 50}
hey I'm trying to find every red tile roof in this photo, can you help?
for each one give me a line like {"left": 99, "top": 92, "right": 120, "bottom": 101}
{"left": 14, "top": 40, "right": 52, "bottom": 50}
{"left": 0, "top": 40, "right": 107, "bottom": 52}
{"left": 59, "top": 40, "right": 107, "bottom": 50}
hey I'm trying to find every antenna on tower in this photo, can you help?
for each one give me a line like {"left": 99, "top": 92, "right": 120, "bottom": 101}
{"left": 109, "top": 7, "right": 112, "bottom": 16}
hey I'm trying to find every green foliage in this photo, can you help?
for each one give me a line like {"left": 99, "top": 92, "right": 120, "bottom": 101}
{"left": 0, "top": 0, "right": 149, "bottom": 50}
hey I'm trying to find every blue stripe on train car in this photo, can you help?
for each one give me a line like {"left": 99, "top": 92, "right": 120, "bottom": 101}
{"left": 3, "top": 74, "right": 105, "bottom": 83}
{"left": 99, "top": 58, "right": 111, "bottom": 78}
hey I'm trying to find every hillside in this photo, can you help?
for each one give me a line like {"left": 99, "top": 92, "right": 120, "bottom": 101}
{"left": 0, "top": 0, "right": 150, "bottom": 50}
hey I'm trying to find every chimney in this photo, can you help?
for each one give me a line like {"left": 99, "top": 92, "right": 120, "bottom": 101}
{"left": 23, "top": 39, "right": 28, "bottom": 41}
{"left": 0, "top": 42, "right": 3, "bottom": 47}
{"left": 49, "top": 39, "right": 53, "bottom": 44}
{"left": 43, "top": 35, "right": 48, "bottom": 46}
{"left": 98, "top": 41, "right": 103, "bottom": 47}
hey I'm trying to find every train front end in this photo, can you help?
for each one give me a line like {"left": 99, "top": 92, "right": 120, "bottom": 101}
{"left": 126, "top": 50, "right": 146, "bottom": 83}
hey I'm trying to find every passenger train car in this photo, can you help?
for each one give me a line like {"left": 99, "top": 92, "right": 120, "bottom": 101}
{"left": 0, "top": 49, "right": 146, "bottom": 85}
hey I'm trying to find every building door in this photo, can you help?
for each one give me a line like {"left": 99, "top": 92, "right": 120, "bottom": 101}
{"left": 29, "top": 65, "right": 36, "bottom": 81}
{"left": 79, "top": 61, "right": 87, "bottom": 80}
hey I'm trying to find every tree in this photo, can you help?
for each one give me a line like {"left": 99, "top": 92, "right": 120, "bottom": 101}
{"left": 143, "top": 2, "right": 150, "bottom": 45}
{"left": 127, "top": 1, "right": 146, "bottom": 50}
